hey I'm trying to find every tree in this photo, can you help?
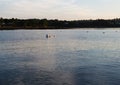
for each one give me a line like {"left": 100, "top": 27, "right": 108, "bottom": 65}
{"left": 41, "top": 19, "right": 48, "bottom": 28}
{"left": 0, "top": 17, "right": 3, "bottom": 27}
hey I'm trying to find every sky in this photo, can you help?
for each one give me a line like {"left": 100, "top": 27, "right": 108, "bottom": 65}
{"left": 0, "top": 0, "right": 120, "bottom": 20}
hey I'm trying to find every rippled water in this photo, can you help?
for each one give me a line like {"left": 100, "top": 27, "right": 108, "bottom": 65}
{"left": 0, "top": 29, "right": 120, "bottom": 85}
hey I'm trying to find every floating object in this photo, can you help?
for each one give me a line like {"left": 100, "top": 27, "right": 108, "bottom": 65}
{"left": 46, "top": 34, "right": 55, "bottom": 38}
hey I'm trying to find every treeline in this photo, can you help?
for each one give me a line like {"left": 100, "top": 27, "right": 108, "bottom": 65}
{"left": 0, "top": 18, "right": 120, "bottom": 29}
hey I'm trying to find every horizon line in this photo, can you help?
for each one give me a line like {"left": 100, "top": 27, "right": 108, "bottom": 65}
{"left": 1, "top": 17, "right": 120, "bottom": 21}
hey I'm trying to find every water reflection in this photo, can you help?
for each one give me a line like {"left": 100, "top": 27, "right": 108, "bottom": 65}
{"left": 0, "top": 29, "right": 120, "bottom": 85}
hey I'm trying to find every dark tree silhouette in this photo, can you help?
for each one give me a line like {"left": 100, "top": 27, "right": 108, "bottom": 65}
{"left": 0, "top": 17, "right": 120, "bottom": 30}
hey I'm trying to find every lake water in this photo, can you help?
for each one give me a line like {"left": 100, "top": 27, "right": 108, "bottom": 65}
{"left": 0, "top": 29, "right": 120, "bottom": 85}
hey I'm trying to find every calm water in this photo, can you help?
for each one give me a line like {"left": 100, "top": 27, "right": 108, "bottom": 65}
{"left": 0, "top": 29, "right": 120, "bottom": 85}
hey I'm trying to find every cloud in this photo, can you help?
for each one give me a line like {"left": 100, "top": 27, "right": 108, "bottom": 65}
{"left": 0, "top": 0, "right": 94, "bottom": 20}
{"left": 0, "top": 0, "right": 120, "bottom": 20}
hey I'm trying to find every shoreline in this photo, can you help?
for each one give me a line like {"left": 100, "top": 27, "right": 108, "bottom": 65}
{"left": 0, "top": 27, "right": 120, "bottom": 30}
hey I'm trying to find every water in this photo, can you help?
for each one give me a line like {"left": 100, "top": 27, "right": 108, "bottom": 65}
{"left": 0, "top": 29, "right": 120, "bottom": 85}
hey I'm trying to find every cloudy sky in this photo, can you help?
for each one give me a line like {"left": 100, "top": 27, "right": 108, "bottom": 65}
{"left": 0, "top": 0, "right": 120, "bottom": 20}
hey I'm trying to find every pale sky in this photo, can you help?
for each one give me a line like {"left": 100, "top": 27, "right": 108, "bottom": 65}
{"left": 0, "top": 0, "right": 120, "bottom": 20}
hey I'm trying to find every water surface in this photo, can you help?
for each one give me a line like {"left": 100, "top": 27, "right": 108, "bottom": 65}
{"left": 0, "top": 29, "right": 120, "bottom": 85}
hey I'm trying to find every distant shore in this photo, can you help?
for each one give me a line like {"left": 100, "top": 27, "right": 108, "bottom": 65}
{"left": 0, "top": 27, "right": 68, "bottom": 30}
{"left": 1, "top": 18, "right": 120, "bottom": 30}
{"left": 0, "top": 27, "right": 120, "bottom": 30}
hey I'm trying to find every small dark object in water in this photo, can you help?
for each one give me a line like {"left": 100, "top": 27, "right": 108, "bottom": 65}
{"left": 46, "top": 34, "right": 55, "bottom": 38}
{"left": 46, "top": 34, "right": 50, "bottom": 38}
